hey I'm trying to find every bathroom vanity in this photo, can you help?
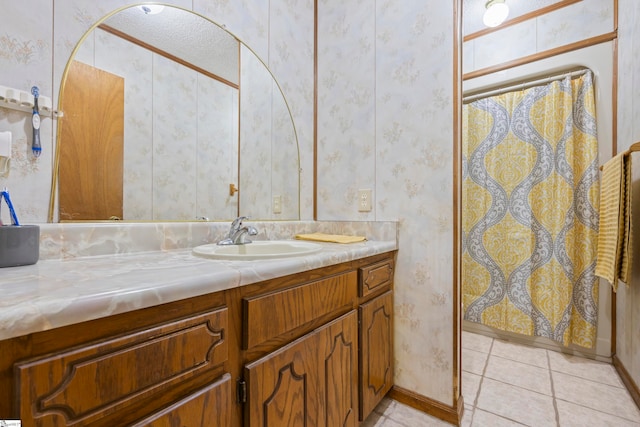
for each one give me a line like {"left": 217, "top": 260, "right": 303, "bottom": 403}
{"left": 0, "top": 226, "right": 396, "bottom": 427}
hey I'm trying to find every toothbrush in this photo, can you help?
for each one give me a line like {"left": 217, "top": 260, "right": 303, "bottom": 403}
{"left": 31, "top": 86, "right": 41, "bottom": 157}
{"left": 0, "top": 188, "right": 20, "bottom": 226}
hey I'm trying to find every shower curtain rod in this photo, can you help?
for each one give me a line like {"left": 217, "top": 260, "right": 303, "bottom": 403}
{"left": 463, "top": 68, "right": 590, "bottom": 103}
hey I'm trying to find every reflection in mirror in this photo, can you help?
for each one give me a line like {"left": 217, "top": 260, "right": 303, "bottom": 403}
{"left": 239, "top": 50, "right": 300, "bottom": 220}
{"left": 53, "top": 5, "right": 300, "bottom": 222}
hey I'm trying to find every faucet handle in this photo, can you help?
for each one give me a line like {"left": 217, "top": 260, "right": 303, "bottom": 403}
{"left": 226, "top": 216, "right": 249, "bottom": 239}
{"left": 231, "top": 216, "right": 249, "bottom": 230}
{"left": 219, "top": 218, "right": 258, "bottom": 245}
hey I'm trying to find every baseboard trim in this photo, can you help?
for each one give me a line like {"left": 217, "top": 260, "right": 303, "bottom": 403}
{"left": 389, "top": 386, "right": 463, "bottom": 426}
{"left": 613, "top": 355, "right": 640, "bottom": 409}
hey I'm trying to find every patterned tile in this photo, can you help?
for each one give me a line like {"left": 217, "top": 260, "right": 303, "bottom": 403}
{"left": 384, "top": 401, "right": 453, "bottom": 427}
{"left": 462, "top": 371, "right": 482, "bottom": 406}
{"left": 463, "top": 330, "right": 493, "bottom": 353}
{"left": 463, "top": 348, "right": 489, "bottom": 375}
{"left": 556, "top": 399, "right": 640, "bottom": 427}
{"left": 461, "top": 405, "right": 473, "bottom": 427}
{"left": 370, "top": 398, "right": 454, "bottom": 427}
{"left": 490, "top": 339, "right": 549, "bottom": 369}
{"left": 484, "top": 354, "right": 552, "bottom": 395}
{"left": 372, "top": 332, "right": 640, "bottom": 427}
{"left": 371, "top": 332, "right": 640, "bottom": 426}
{"left": 552, "top": 371, "right": 640, "bottom": 422}
{"left": 547, "top": 349, "right": 624, "bottom": 388}
{"left": 471, "top": 408, "right": 529, "bottom": 426}
{"left": 361, "top": 412, "right": 399, "bottom": 427}
{"left": 373, "top": 397, "right": 398, "bottom": 418}
{"left": 476, "top": 377, "right": 556, "bottom": 426}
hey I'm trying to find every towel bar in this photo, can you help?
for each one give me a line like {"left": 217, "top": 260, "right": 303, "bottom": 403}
{"left": 599, "top": 141, "right": 640, "bottom": 170}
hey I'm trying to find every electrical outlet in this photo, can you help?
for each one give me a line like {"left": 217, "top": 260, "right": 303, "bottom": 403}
{"left": 358, "top": 189, "right": 372, "bottom": 212}
{"left": 273, "top": 195, "right": 282, "bottom": 214}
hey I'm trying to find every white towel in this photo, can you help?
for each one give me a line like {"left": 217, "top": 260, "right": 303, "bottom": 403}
{"left": 0, "top": 131, "right": 11, "bottom": 175}
{"left": 0, "top": 131, "right": 11, "bottom": 158}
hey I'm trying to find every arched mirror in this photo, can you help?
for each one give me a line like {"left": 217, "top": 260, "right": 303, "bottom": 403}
{"left": 50, "top": 5, "right": 300, "bottom": 222}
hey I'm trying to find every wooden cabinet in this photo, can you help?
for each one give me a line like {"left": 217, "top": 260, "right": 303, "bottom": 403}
{"left": 244, "top": 311, "right": 358, "bottom": 427}
{"left": 241, "top": 254, "right": 395, "bottom": 426}
{"left": 2, "top": 252, "right": 395, "bottom": 426}
{"left": 242, "top": 271, "right": 357, "bottom": 350}
{"left": 359, "top": 258, "right": 394, "bottom": 298}
{"left": 244, "top": 331, "right": 320, "bottom": 427}
{"left": 358, "top": 257, "right": 395, "bottom": 421}
{"left": 130, "top": 374, "right": 232, "bottom": 427}
{"left": 12, "top": 302, "right": 230, "bottom": 427}
{"left": 359, "top": 291, "right": 394, "bottom": 420}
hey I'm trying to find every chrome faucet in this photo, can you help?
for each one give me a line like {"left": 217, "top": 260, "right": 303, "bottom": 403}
{"left": 218, "top": 216, "right": 258, "bottom": 245}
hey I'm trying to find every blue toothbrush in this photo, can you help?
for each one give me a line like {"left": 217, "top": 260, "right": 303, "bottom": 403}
{"left": 31, "top": 86, "right": 41, "bottom": 157}
{"left": 0, "top": 188, "right": 20, "bottom": 226}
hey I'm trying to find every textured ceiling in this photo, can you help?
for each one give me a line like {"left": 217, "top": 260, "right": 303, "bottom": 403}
{"left": 463, "top": 0, "right": 570, "bottom": 35}
{"left": 105, "top": 6, "right": 240, "bottom": 85}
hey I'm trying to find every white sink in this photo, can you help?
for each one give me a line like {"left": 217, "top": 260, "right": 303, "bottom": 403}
{"left": 192, "top": 240, "right": 323, "bottom": 260}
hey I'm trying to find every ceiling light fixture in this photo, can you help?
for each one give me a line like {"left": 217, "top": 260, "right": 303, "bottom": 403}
{"left": 139, "top": 5, "right": 165, "bottom": 15}
{"left": 483, "top": 0, "right": 509, "bottom": 28}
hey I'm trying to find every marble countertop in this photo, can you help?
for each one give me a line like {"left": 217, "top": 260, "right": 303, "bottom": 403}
{"left": 0, "top": 239, "right": 396, "bottom": 341}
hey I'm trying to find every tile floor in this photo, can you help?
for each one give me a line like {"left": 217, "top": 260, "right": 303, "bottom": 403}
{"left": 363, "top": 331, "right": 640, "bottom": 426}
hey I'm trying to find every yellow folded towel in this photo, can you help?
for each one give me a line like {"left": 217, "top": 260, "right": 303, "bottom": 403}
{"left": 620, "top": 154, "right": 633, "bottom": 284}
{"left": 595, "top": 154, "right": 623, "bottom": 286}
{"left": 295, "top": 232, "right": 366, "bottom": 244}
{"left": 595, "top": 153, "right": 633, "bottom": 290}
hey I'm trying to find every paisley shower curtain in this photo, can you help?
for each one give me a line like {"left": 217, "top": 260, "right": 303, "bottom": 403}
{"left": 462, "top": 71, "right": 600, "bottom": 348}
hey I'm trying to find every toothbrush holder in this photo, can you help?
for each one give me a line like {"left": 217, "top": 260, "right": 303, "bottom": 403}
{"left": 0, "top": 224, "right": 39, "bottom": 267}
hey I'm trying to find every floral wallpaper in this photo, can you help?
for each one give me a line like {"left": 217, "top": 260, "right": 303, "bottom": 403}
{"left": 240, "top": 46, "right": 299, "bottom": 219}
{"left": 195, "top": 0, "right": 315, "bottom": 219}
{"left": 197, "top": 74, "right": 240, "bottom": 220}
{"left": 318, "top": 0, "right": 456, "bottom": 403}
{"left": 0, "top": 0, "right": 53, "bottom": 224}
{"left": 463, "top": 0, "right": 576, "bottom": 36}
{"left": 464, "top": 0, "right": 614, "bottom": 74}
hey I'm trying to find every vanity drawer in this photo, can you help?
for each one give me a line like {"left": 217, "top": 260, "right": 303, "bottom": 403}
{"left": 15, "top": 307, "right": 228, "bottom": 427}
{"left": 359, "top": 258, "right": 394, "bottom": 298}
{"left": 131, "top": 373, "right": 232, "bottom": 427}
{"left": 243, "top": 271, "right": 357, "bottom": 349}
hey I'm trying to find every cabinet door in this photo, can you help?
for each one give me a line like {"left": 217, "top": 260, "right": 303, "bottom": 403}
{"left": 359, "top": 291, "right": 393, "bottom": 421}
{"left": 318, "top": 311, "right": 358, "bottom": 427}
{"left": 131, "top": 374, "right": 232, "bottom": 427}
{"left": 245, "top": 329, "right": 319, "bottom": 427}
{"left": 245, "top": 311, "right": 358, "bottom": 427}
